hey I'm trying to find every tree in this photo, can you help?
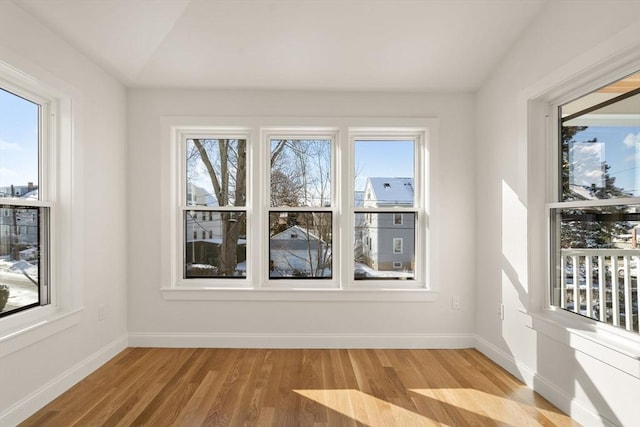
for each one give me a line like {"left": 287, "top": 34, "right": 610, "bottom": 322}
{"left": 190, "top": 138, "right": 246, "bottom": 276}
{"left": 268, "top": 139, "right": 332, "bottom": 276}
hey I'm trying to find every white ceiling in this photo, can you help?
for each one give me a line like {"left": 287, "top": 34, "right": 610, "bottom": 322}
{"left": 13, "top": 0, "right": 548, "bottom": 91}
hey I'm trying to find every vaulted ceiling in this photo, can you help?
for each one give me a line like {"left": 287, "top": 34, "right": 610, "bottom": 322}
{"left": 13, "top": 0, "right": 548, "bottom": 91}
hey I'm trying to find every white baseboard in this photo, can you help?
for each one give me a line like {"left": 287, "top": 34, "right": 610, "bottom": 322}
{"left": 0, "top": 334, "right": 128, "bottom": 426}
{"left": 128, "top": 332, "right": 475, "bottom": 349}
{"left": 473, "top": 335, "right": 615, "bottom": 427}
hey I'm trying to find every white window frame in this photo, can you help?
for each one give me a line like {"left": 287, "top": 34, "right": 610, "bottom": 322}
{"left": 0, "top": 58, "right": 82, "bottom": 357}
{"left": 350, "top": 129, "right": 426, "bottom": 289}
{"left": 393, "top": 237, "right": 403, "bottom": 254}
{"left": 523, "top": 45, "right": 640, "bottom": 377}
{"left": 264, "top": 128, "right": 337, "bottom": 288}
{"left": 160, "top": 117, "right": 439, "bottom": 301}
{"left": 546, "top": 70, "right": 640, "bottom": 337}
{"left": 177, "top": 129, "right": 252, "bottom": 288}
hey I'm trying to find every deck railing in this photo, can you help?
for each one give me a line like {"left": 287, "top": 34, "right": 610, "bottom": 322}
{"left": 559, "top": 249, "right": 639, "bottom": 334}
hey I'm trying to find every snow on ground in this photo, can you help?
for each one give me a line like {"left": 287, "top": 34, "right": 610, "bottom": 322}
{"left": 354, "top": 262, "right": 414, "bottom": 279}
{"left": 0, "top": 258, "right": 39, "bottom": 313}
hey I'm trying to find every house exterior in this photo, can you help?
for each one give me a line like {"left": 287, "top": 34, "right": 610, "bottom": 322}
{"left": 269, "top": 225, "right": 331, "bottom": 277}
{"left": 184, "top": 184, "right": 246, "bottom": 276}
{"left": 361, "top": 178, "right": 415, "bottom": 272}
{"left": 0, "top": 185, "right": 40, "bottom": 259}
{"left": 0, "top": 182, "right": 37, "bottom": 198}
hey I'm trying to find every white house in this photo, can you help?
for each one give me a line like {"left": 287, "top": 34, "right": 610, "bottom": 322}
{"left": 1, "top": 2, "right": 639, "bottom": 426}
{"left": 269, "top": 225, "right": 331, "bottom": 278}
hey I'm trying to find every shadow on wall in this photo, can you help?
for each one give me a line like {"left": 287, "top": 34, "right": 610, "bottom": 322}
{"left": 500, "top": 179, "right": 622, "bottom": 425}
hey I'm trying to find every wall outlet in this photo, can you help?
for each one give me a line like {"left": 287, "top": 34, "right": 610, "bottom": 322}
{"left": 498, "top": 303, "right": 504, "bottom": 320}
{"left": 98, "top": 304, "right": 105, "bottom": 321}
{"left": 452, "top": 295, "right": 461, "bottom": 310}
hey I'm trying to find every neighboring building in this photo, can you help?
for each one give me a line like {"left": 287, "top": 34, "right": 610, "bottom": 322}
{"left": 361, "top": 178, "right": 415, "bottom": 272}
{"left": 269, "top": 225, "right": 331, "bottom": 277}
{"left": 0, "top": 184, "right": 40, "bottom": 259}
{"left": 0, "top": 182, "right": 37, "bottom": 198}
{"left": 184, "top": 183, "right": 246, "bottom": 275}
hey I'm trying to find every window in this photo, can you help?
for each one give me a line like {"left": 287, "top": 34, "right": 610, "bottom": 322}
{"left": 393, "top": 238, "right": 403, "bottom": 254}
{"left": 268, "top": 136, "right": 333, "bottom": 280}
{"left": 354, "top": 138, "right": 418, "bottom": 281}
{"left": 183, "top": 137, "right": 247, "bottom": 279}
{"left": 164, "top": 118, "right": 433, "bottom": 296}
{"left": 550, "top": 71, "right": 640, "bottom": 335}
{"left": 0, "top": 86, "right": 50, "bottom": 318}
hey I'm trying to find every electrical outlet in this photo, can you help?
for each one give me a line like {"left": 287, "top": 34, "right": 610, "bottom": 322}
{"left": 498, "top": 303, "right": 504, "bottom": 320}
{"left": 98, "top": 304, "right": 105, "bottom": 321}
{"left": 452, "top": 296, "right": 461, "bottom": 310}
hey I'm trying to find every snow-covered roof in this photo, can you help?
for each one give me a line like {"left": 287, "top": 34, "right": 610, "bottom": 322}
{"left": 22, "top": 189, "right": 38, "bottom": 199}
{"left": 271, "top": 225, "right": 324, "bottom": 243}
{"left": 187, "top": 183, "right": 218, "bottom": 206}
{"left": 365, "top": 177, "right": 414, "bottom": 206}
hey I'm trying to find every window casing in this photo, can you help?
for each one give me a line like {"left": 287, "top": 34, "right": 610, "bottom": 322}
{"left": 549, "top": 70, "right": 640, "bottom": 336}
{"left": 181, "top": 134, "right": 248, "bottom": 280}
{"left": 0, "top": 83, "right": 51, "bottom": 319}
{"left": 164, "top": 118, "right": 435, "bottom": 298}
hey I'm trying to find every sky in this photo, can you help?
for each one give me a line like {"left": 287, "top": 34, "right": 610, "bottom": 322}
{"left": 570, "top": 126, "right": 640, "bottom": 196}
{"left": 354, "top": 140, "right": 414, "bottom": 194}
{"left": 0, "top": 88, "right": 39, "bottom": 190}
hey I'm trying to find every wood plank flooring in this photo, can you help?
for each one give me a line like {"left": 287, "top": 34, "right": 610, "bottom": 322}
{"left": 20, "top": 348, "right": 579, "bottom": 426}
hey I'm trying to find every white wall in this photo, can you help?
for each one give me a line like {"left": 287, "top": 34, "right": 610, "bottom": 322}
{"left": 127, "top": 89, "right": 476, "bottom": 344}
{"left": 475, "top": 1, "right": 640, "bottom": 426}
{"left": 0, "top": 2, "right": 128, "bottom": 424}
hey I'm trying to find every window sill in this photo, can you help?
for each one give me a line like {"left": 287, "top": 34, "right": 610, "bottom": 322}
{"left": 0, "top": 306, "right": 84, "bottom": 358}
{"left": 161, "top": 287, "right": 439, "bottom": 302}
{"left": 526, "top": 308, "right": 640, "bottom": 378}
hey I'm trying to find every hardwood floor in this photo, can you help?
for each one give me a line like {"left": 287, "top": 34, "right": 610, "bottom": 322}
{"left": 21, "top": 348, "right": 579, "bottom": 426}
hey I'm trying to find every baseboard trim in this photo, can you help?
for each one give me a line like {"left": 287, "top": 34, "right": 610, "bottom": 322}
{"left": 128, "top": 332, "right": 475, "bottom": 349}
{"left": 474, "top": 335, "right": 616, "bottom": 427}
{"left": 0, "top": 334, "right": 128, "bottom": 426}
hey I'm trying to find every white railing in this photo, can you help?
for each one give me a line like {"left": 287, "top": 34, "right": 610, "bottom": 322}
{"left": 560, "top": 249, "right": 639, "bottom": 334}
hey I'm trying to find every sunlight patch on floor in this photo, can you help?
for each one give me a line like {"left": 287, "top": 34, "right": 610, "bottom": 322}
{"left": 294, "top": 389, "right": 447, "bottom": 427}
{"left": 411, "top": 388, "right": 574, "bottom": 426}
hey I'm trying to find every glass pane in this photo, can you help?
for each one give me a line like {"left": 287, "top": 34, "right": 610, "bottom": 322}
{"left": 0, "top": 89, "right": 39, "bottom": 199}
{"left": 552, "top": 205, "right": 639, "bottom": 332}
{"left": 270, "top": 139, "right": 331, "bottom": 207}
{"left": 0, "top": 205, "right": 43, "bottom": 316}
{"left": 355, "top": 140, "right": 415, "bottom": 207}
{"left": 186, "top": 138, "right": 246, "bottom": 207}
{"left": 561, "top": 72, "right": 640, "bottom": 201}
{"left": 269, "top": 211, "right": 332, "bottom": 278}
{"left": 354, "top": 212, "right": 415, "bottom": 280}
{"left": 184, "top": 211, "right": 246, "bottom": 278}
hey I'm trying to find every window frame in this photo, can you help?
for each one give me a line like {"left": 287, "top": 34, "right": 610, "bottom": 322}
{"left": 264, "top": 129, "right": 337, "bottom": 287}
{"left": 0, "top": 57, "right": 82, "bottom": 357}
{"left": 0, "top": 78, "right": 52, "bottom": 318}
{"left": 546, "top": 71, "right": 640, "bottom": 339}
{"left": 524, "top": 50, "right": 640, "bottom": 374}
{"left": 393, "top": 237, "right": 403, "bottom": 254}
{"left": 394, "top": 213, "right": 403, "bottom": 225}
{"left": 177, "top": 129, "right": 252, "bottom": 287}
{"left": 350, "top": 130, "right": 426, "bottom": 288}
{"left": 161, "top": 117, "right": 439, "bottom": 301}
